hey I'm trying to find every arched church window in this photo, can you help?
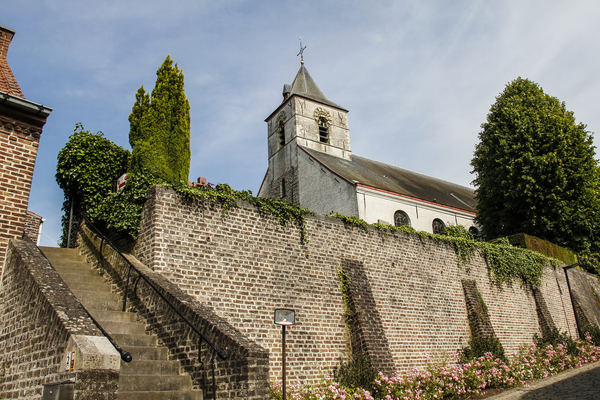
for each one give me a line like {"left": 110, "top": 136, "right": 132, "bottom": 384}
{"left": 394, "top": 210, "right": 410, "bottom": 227}
{"left": 314, "top": 107, "right": 332, "bottom": 144}
{"left": 432, "top": 219, "right": 446, "bottom": 234}
{"left": 277, "top": 118, "right": 286, "bottom": 147}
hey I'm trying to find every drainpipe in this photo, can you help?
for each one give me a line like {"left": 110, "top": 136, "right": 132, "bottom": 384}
{"left": 563, "top": 263, "right": 582, "bottom": 339}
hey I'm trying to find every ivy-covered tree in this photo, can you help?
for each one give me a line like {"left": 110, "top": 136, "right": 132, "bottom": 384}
{"left": 128, "top": 55, "right": 190, "bottom": 183}
{"left": 55, "top": 124, "right": 130, "bottom": 247}
{"left": 471, "top": 77, "right": 600, "bottom": 253}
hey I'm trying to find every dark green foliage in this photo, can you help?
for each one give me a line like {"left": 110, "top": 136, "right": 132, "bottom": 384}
{"left": 471, "top": 77, "right": 600, "bottom": 254}
{"left": 129, "top": 56, "right": 190, "bottom": 184}
{"left": 479, "top": 238, "right": 555, "bottom": 287}
{"left": 333, "top": 353, "right": 378, "bottom": 391}
{"left": 576, "top": 251, "right": 600, "bottom": 275}
{"left": 583, "top": 325, "right": 600, "bottom": 346}
{"left": 55, "top": 124, "right": 130, "bottom": 247}
{"left": 460, "top": 336, "right": 506, "bottom": 363}
{"left": 89, "top": 172, "right": 159, "bottom": 238}
{"left": 534, "top": 327, "right": 578, "bottom": 355}
{"left": 440, "top": 225, "right": 474, "bottom": 240}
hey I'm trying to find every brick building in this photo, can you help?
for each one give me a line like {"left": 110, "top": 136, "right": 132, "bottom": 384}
{"left": 0, "top": 25, "right": 52, "bottom": 269}
{"left": 258, "top": 60, "right": 478, "bottom": 234}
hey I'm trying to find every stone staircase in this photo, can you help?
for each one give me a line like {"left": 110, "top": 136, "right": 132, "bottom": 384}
{"left": 40, "top": 246, "right": 203, "bottom": 400}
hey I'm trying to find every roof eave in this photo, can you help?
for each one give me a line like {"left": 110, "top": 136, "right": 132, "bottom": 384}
{"left": 265, "top": 93, "right": 348, "bottom": 122}
{"left": 0, "top": 91, "right": 52, "bottom": 118}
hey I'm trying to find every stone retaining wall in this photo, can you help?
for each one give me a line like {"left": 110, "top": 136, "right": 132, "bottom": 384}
{"left": 77, "top": 223, "right": 270, "bottom": 399}
{"left": 132, "top": 186, "right": 578, "bottom": 382}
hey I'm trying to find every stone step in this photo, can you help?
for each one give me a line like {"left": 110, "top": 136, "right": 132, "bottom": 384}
{"left": 126, "top": 346, "right": 169, "bottom": 361}
{"left": 53, "top": 265, "right": 106, "bottom": 283}
{"left": 39, "top": 247, "right": 202, "bottom": 399}
{"left": 39, "top": 246, "right": 87, "bottom": 262}
{"left": 72, "top": 289, "right": 121, "bottom": 303}
{"left": 111, "top": 333, "right": 158, "bottom": 348}
{"left": 89, "top": 309, "right": 137, "bottom": 323}
{"left": 48, "top": 259, "right": 90, "bottom": 269}
{"left": 60, "top": 280, "right": 113, "bottom": 293}
{"left": 120, "top": 374, "right": 193, "bottom": 392}
{"left": 78, "top": 296, "right": 122, "bottom": 312}
{"left": 121, "top": 359, "right": 181, "bottom": 375}
{"left": 97, "top": 320, "right": 147, "bottom": 336}
{"left": 117, "top": 391, "right": 202, "bottom": 400}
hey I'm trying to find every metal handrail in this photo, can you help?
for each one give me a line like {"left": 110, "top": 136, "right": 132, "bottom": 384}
{"left": 82, "top": 217, "right": 227, "bottom": 399}
{"left": 21, "top": 232, "right": 132, "bottom": 363}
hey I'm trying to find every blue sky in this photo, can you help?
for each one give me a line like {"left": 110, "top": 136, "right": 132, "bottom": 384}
{"left": 4, "top": 1, "right": 600, "bottom": 246}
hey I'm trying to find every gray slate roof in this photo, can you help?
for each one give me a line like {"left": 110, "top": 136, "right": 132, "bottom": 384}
{"left": 300, "top": 146, "right": 477, "bottom": 213}
{"left": 285, "top": 64, "right": 345, "bottom": 110}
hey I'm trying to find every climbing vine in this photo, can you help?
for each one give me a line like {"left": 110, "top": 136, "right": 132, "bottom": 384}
{"left": 336, "top": 268, "right": 354, "bottom": 327}
{"left": 171, "top": 183, "right": 315, "bottom": 243}
{"left": 330, "top": 212, "right": 370, "bottom": 232}
{"left": 328, "top": 212, "right": 558, "bottom": 288}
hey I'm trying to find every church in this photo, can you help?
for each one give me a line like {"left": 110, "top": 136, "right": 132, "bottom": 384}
{"left": 258, "top": 60, "right": 478, "bottom": 234}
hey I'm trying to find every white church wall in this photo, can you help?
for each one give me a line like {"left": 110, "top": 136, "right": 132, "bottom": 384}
{"left": 356, "top": 187, "right": 476, "bottom": 233}
{"left": 297, "top": 149, "right": 358, "bottom": 218}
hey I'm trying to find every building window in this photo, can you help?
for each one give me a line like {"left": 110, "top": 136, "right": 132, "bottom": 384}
{"left": 314, "top": 107, "right": 332, "bottom": 144}
{"left": 281, "top": 178, "right": 286, "bottom": 198}
{"left": 469, "top": 226, "right": 480, "bottom": 238}
{"left": 394, "top": 210, "right": 410, "bottom": 227}
{"left": 277, "top": 117, "right": 286, "bottom": 147}
{"left": 317, "top": 117, "right": 329, "bottom": 143}
{"left": 432, "top": 219, "right": 446, "bottom": 234}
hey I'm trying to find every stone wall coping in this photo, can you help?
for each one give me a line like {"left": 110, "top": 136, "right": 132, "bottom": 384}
{"left": 8, "top": 239, "right": 104, "bottom": 338}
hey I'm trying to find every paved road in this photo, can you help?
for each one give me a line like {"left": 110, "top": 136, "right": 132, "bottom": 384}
{"left": 486, "top": 361, "right": 600, "bottom": 399}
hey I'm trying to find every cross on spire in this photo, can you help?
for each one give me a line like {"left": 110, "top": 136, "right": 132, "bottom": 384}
{"left": 297, "top": 37, "right": 306, "bottom": 64}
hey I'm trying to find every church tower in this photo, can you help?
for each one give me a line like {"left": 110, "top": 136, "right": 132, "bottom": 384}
{"left": 258, "top": 60, "right": 351, "bottom": 203}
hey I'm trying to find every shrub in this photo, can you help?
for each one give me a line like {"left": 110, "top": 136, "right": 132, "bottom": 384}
{"left": 333, "top": 353, "right": 378, "bottom": 391}
{"left": 460, "top": 335, "right": 505, "bottom": 363}
{"left": 533, "top": 327, "right": 578, "bottom": 356}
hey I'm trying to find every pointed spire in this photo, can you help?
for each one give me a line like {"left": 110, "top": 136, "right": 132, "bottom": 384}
{"left": 284, "top": 64, "right": 343, "bottom": 109}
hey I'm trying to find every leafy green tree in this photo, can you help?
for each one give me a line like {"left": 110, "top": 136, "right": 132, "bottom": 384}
{"left": 471, "top": 77, "right": 600, "bottom": 253}
{"left": 128, "top": 55, "right": 190, "bottom": 183}
{"left": 55, "top": 124, "right": 130, "bottom": 247}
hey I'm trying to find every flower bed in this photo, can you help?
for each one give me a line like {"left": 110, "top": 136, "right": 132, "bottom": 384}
{"left": 270, "top": 334, "right": 600, "bottom": 400}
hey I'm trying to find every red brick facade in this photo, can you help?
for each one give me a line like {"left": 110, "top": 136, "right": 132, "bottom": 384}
{"left": 0, "top": 26, "right": 51, "bottom": 270}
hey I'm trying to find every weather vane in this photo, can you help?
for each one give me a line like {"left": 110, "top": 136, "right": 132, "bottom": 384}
{"left": 297, "top": 37, "right": 306, "bottom": 64}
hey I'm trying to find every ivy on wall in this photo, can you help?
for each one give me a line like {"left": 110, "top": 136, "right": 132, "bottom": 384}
{"left": 330, "top": 213, "right": 558, "bottom": 288}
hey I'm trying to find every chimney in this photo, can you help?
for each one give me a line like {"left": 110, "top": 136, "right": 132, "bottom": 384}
{"left": 0, "top": 25, "right": 24, "bottom": 98}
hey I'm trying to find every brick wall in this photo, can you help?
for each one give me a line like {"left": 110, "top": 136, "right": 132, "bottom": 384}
{"left": 0, "top": 119, "right": 41, "bottom": 270}
{"left": 77, "top": 222, "right": 270, "bottom": 399}
{"left": 0, "top": 25, "right": 51, "bottom": 273}
{"left": 0, "top": 239, "right": 119, "bottom": 399}
{"left": 24, "top": 210, "right": 44, "bottom": 244}
{"left": 133, "top": 186, "right": 578, "bottom": 382}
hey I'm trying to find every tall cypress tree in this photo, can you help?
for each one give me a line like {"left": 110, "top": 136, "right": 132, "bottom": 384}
{"left": 128, "top": 56, "right": 190, "bottom": 183}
